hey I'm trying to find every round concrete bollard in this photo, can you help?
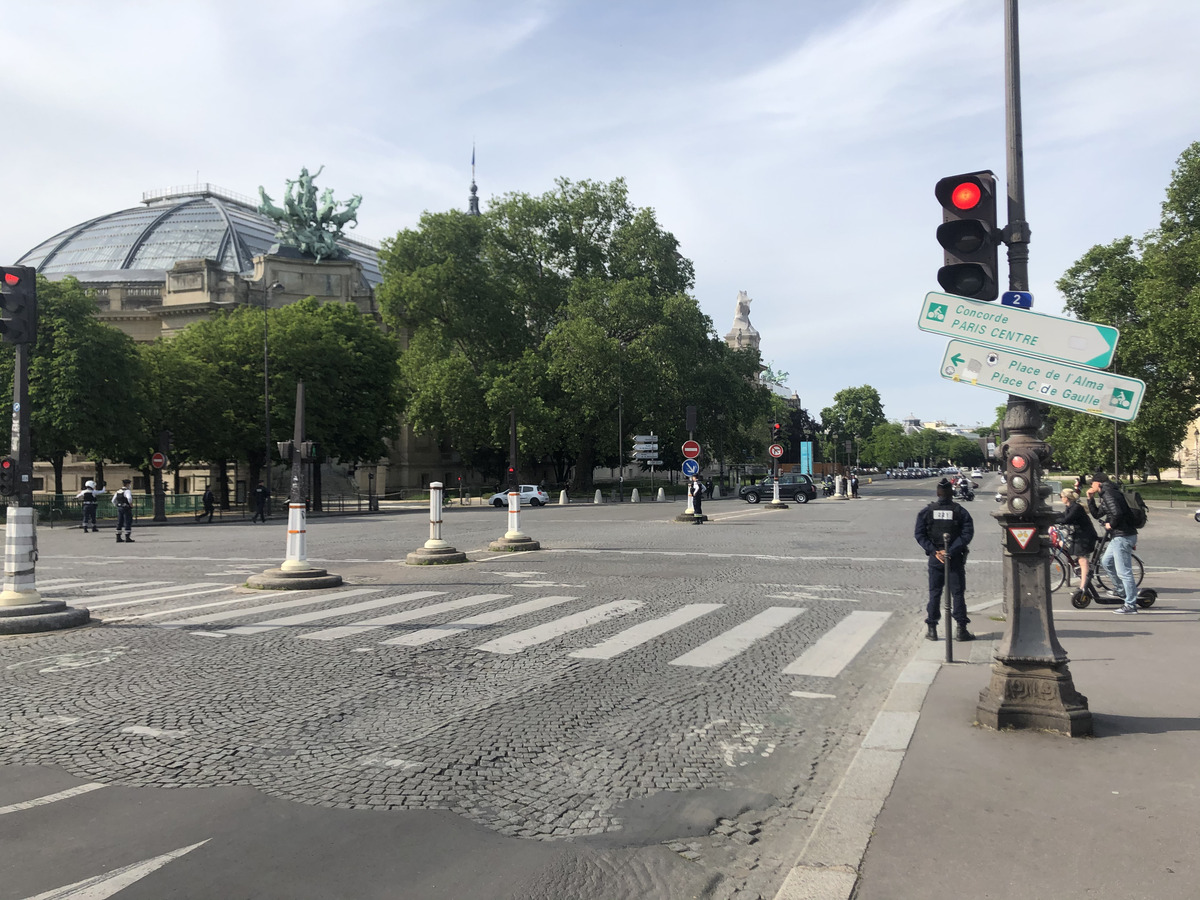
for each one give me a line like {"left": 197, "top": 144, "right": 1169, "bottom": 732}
{"left": 594, "top": 489, "right": 603, "bottom": 504}
{"left": 630, "top": 488, "right": 640, "bottom": 503}
{"left": 559, "top": 490, "right": 569, "bottom": 505}
{"left": 657, "top": 488, "right": 666, "bottom": 502}
{"left": 712, "top": 485, "right": 721, "bottom": 499}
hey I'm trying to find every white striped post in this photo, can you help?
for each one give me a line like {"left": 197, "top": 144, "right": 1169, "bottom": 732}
{"left": 424, "top": 482, "right": 451, "bottom": 550}
{"left": 280, "top": 501, "right": 310, "bottom": 572}
{"left": 0, "top": 507, "right": 39, "bottom": 604}
{"left": 505, "top": 490, "right": 526, "bottom": 540}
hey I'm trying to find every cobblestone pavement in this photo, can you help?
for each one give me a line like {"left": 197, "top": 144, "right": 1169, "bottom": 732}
{"left": 2, "top": 480, "right": 1013, "bottom": 899}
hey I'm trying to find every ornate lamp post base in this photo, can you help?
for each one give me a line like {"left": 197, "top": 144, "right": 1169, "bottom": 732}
{"left": 977, "top": 660, "right": 1092, "bottom": 736}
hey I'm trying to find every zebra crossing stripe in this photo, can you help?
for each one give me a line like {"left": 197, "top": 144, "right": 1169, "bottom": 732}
{"left": 569, "top": 603, "right": 724, "bottom": 660}
{"left": 475, "top": 599, "right": 642, "bottom": 654}
{"left": 783, "top": 610, "right": 893, "bottom": 678}
{"left": 381, "top": 595, "right": 579, "bottom": 647}
{"left": 47, "top": 580, "right": 163, "bottom": 597}
{"left": 300, "top": 594, "right": 511, "bottom": 641}
{"left": 219, "top": 591, "right": 446, "bottom": 636}
{"left": 159, "top": 588, "right": 383, "bottom": 627}
{"left": 669, "top": 606, "right": 806, "bottom": 668}
{"left": 87, "top": 583, "right": 230, "bottom": 610}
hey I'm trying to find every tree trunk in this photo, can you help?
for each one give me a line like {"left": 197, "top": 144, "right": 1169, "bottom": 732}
{"left": 217, "top": 459, "right": 230, "bottom": 510}
{"left": 570, "top": 442, "right": 596, "bottom": 493}
{"left": 52, "top": 451, "right": 65, "bottom": 502}
{"left": 93, "top": 459, "right": 105, "bottom": 490}
{"left": 312, "top": 461, "right": 323, "bottom": 512}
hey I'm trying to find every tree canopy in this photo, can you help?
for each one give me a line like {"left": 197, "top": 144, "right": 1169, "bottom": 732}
{"left": 378, "top": 177, "right": 770, "bottom": 489}
{"left": 1049, "top": 142, "right": 1200, "bottom": 478}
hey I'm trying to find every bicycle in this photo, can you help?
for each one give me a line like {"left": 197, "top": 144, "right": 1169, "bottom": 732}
{"left": 1049, "top": 527, "right": 1144, "bottom": 593}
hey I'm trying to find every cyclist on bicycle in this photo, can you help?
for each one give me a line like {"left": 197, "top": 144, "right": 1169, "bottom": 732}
{"left": 1056, "top": 488, "right": 1097, "bottom": 587}
{"left": 1086, "top": 471, "right": 1140, "bottom": 614}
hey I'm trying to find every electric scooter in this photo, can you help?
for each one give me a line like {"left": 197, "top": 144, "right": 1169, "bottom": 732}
{"left": 1070, "top": 568, "right": 1156, "bottom": 609}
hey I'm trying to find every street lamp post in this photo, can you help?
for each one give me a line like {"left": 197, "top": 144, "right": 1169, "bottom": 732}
{"left": 1194, "top": 427, "right": 1199, "bottom": 480}
{"left": 263, "top": 281, "right": 283, "bottom": 516}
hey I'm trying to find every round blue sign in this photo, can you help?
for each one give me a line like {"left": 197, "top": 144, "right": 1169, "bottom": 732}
{"left": 682, "top": 459, "right": 700, "bottom": 476}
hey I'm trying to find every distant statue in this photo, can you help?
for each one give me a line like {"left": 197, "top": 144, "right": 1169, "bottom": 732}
{"left": 725, "top": 290, "right": 761, "bottom": 351}
{"left": 258, "top": 166, "right": 362, "bottom": 263}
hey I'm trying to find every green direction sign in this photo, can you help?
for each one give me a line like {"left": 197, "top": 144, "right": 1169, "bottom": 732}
{"left": 919, "top": 291, "right": 1119, "bottom": 368}
{"left": 938, "top": 339, "right": 1144, "bottom": 423}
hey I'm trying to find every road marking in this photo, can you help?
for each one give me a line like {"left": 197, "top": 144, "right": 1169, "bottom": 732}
{"left": 158, "top": 587, "right": 382, "bottom": 627}
{"left": 382, "top": 595, "right": 579, "bottom": 647}
{"left": 669, "top": 607, "right": 806, "bottom": 668}
{"left": 119, "top": 594, "right": 271, "bottom": 621}
{"left": 783, "top": 610, "right": 893, "bottom": 678}
{"left": 300, "top": 594, "right": 510, "bottom": 641}
{"left": 22, "top": 840, "right": 209, "bottom": 900}
{"left": 46, "top": 580, "right": 161, "bottom": 596}
{"left": 569, "top": 603, "right": 723, "bottom": 660}
{"left": 475, "top": 599, "right": 641, "bottom": 654}
{"left": 0, "top": 782, "right": 106, "bottom": 816}
{"left": 86, "top": 583, "right": 229, "bottom": 610}
{"left": 219, "top": 591, "right": 445, "bottom": 636}
{"left": 790, "top": 690, "right": 837, "bottom": 699}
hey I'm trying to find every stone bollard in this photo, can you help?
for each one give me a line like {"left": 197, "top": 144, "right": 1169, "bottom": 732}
{"left": 407, "top": 481, "right": 467, "bottom": 565}
{"left": 594, "top": 489, "right": 603, "bottom": 504}
{"left": 657, "top": 488, "right": 666, "bottom": 502}
{"left": 712, "top": 484, "right": 721, "bottom": 499}
{"left": 559, "top": 490, "right": 569, "bottom": 505}
{"left": 631, "top": 488, "right": 640, "bottom": 503}
{"left": 489, "top": 489, "right": 541, "bottom": 552}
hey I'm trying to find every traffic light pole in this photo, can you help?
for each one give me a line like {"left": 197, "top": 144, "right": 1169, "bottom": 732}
{"left": 977, "top": 0, "right": 1091, "bottom": 736}
{"left": 1, "top": 343, "right": 38, "bottom": 604}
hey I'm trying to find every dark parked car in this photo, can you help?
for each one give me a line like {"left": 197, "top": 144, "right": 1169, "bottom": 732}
{"left": 739, "top": 473, "right": 817, "bottom": 504}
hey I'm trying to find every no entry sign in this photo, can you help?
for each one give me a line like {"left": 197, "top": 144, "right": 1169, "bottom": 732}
{"left": 682, "top": 440, "right": 700, "bottom": 459}
{"left": 151, "top": 452, "right": 167, "bottom": 469}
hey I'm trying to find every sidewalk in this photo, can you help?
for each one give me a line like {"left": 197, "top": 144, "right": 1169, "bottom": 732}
{"left": 850, "top": 568, "right": 1200, "bottom": 900}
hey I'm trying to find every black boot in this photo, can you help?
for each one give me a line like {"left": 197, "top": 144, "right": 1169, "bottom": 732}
{"left": 116, "top": 535, "right": 124, "bottom": 543}
{"left": 926, "top": 623, "right": 938, "bottom": 641}
{"left": 956, "top": 624, "right": 975, "bottom": 642}
{"left": 125, "top": 535, "right": 135, "bottom": 543}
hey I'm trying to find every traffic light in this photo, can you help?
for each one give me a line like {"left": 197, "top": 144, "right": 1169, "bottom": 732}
{"left": 1005, "top": 450, "right": 1034, "bottom": 517}
{"left": 299, "top": 441, "right": 318, "bottom": 459}
{"left": 0, "top": 266, "right": 38, "bottom": 344}
{"left": 0, "top": 457, "right": 15, "bottom": 496}
{"left": 770, "top": 423, "right": 782, "bottom": 442}
{"left": 276, "top": 440, "right": 295, "bottom": 460}
{"left": 935, "top": 171, "right": 999, "bottom": 301}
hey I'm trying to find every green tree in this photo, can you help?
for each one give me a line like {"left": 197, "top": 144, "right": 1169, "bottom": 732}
{"left": 0, "top": 276, "right": 145, "bottom": 495}
{"left": 379, "top": 177, "right": 764, "bottom": 490}
{"left": 820, "top": 385, "right": 887, "bottom": 465}
{"left": 1049, "top": 143, "right": 1200, "bottom": 479}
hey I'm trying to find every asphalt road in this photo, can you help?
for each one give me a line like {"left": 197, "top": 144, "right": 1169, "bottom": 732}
{"left": 2, "top": 475, "right": 1196, "bottom": 900}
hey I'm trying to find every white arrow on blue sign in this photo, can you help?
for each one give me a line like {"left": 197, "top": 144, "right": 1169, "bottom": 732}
{"left": 682, "top": 459, "right": 700, "bottom": 476}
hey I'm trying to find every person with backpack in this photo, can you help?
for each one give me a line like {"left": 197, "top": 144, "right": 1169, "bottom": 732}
{"left": 914, "top": 478, "right": 975, "bottom": 642}
{"left": 1085, "top": 471, "right": 1140, "bottom": 614}
{"left": 1056, "top": 487, "right": 1097, "bottom": 587}
{"left": 112, "top": 478, "right": 135, "bottom": 543}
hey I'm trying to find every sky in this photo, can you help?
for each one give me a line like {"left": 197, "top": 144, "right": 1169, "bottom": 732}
{"left": 3, "top": 0, "right": 1198, "bottom": 430}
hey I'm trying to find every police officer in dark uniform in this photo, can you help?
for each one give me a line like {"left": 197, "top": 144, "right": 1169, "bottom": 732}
{"left": 914, "top": 477, "right": 975, "bottom": 642}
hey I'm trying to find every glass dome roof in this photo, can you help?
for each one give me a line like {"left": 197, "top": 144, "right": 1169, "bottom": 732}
{"left": 16, "top": 184, "right": 381, "bottom": 286}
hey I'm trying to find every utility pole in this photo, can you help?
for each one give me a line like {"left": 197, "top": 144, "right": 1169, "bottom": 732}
{"left": 977, "top": 0, "right": 1091, "bottom": 736}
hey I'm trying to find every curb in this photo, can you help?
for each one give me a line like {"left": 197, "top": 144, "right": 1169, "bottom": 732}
{"left": 770, "top": 598, "right": 1002, "bottom": 900}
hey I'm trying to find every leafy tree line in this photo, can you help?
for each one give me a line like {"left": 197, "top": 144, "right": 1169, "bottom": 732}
{"left": 377, "top": 177, "right": 772, "bottom": 491}
{"left": 1047, "top": 142, "right": 1200, "bottom": 478}
{"left": 0, "top": 276, "right": 402, "bottom": 499}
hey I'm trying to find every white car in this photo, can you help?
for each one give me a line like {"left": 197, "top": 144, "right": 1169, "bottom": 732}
{"left": 489, "top": 484, "right": 550, "bottom": 507}
{"left": 971, "top": 469, "right": 984, "bottom": 478}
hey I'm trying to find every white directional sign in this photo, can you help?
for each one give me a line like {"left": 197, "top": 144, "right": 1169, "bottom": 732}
{"left": 939, "top": 339, "right": 1145, "bottom": 423}
{"left": 919, "top": 291, "right": 1119, "bottom": 369}
{"left": 632, "top": 434, "right": 657, "bottom": 442}
{"left": 632, "top": 452, "right": 661, "bottom": 460}
{"left": 632, "top": 443, "right": 659, "bottom": 451}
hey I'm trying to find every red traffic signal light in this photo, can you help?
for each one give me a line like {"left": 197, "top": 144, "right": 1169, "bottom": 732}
{"left": 1005, "top": 451, "right": 1034, "bottom": 516}
{"left": 0, "top": 265, "right": 38, "bottom": 345}
{"left": 935, "top": 172, "right": 999, "bottom": 301}
{"left": 0, "top": 456, "right": 16, "bottom": 496}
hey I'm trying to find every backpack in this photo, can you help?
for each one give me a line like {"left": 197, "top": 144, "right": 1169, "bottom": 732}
{"left": 1121, "top": 488, "right": 1148, "bottom": 529}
